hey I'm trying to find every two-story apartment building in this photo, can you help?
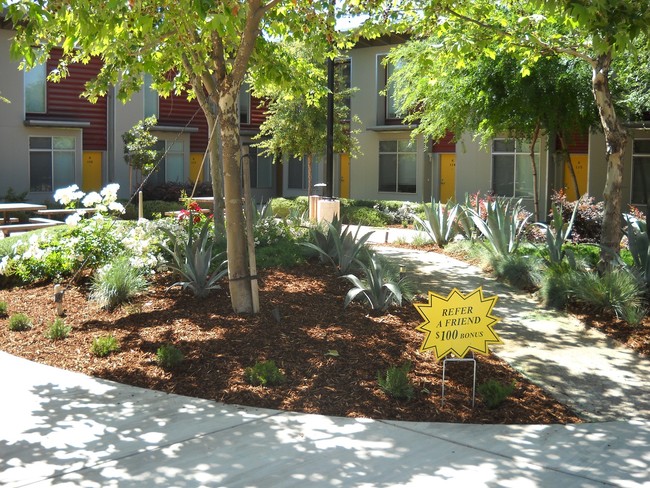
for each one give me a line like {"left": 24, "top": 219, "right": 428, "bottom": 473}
{"left": 347, "top": 36, "right": 650, "bottom": 217}
{"left": 0, "top": 19, "right": 286, "bottom": 203}
{"left": 3, "top": 18, "right": 650, "bottom": 215}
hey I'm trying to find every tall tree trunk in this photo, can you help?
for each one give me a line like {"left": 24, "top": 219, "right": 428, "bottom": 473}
{"left": 218, "top": 87, "right": 253, "bottom": 313}
{"left": 529, "top": 122, "right": 541, "bottom": 222}
{"left": 592, "top": 52, "right": 627, "bottom": 265}
{"left": 557, "top": 132, "right": 581, "bottom": 200}
{"left": 206, "top": 113, "right": 226, "bottom": 239}
{"left": 307, "top": 153, "right": 313, "bottom": 196}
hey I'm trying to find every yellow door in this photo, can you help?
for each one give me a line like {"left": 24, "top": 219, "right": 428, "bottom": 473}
{"left": 82, "top": 151, "right": 102, "bottom": 192}
{"left": 439, "top": 153, "right": 456, "bottom": 202}
{"left": 190, "top": 153, "right": 205, "bottom": 183}
{"left": 340, "top": 153, "right": 350, "bottom": 198}
{"left": 563, "top": 154, "right": 588, "bottom": 201}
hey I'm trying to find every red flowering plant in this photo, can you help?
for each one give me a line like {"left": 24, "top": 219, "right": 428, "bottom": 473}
{"left": 178, "top": 201, "right": 211, "bottom": 225}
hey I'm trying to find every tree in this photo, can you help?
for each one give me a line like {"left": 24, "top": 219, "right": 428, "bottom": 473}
{"left": 372, "top": 0, "right": 650, "bottom": 262}
{"left": 122, "top": 116, "right": 159, "bottom": 195}
{"left": 387, "top": 41, "right": 597, "bottom": 220}
{"left": 254, "top": 43, "right": 359, "bottom": 196}
{"left": 7, "top": 0, "right": 339, "bottom": 313}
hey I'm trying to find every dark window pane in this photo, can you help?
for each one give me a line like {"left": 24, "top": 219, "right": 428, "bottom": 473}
{"left": 288, "top": 157, "right": 304, "bottom": 189}
{"left": 493, "top": 139, "right": 515, "bottom": 152}
{"left": 379, "top": 154, "right": 397, "bottom": 192}
{"left": 492, "top": 155, "right": 514, "bottom": 196}
{"left": 30, "top": 152, "right": 52, "bottom": 192}
{"left": 379, "top": 140, "right": 397, "bottom": 152}
{"left": 634, "top": 139, "right": 650, "bottom": 154}
{"left": 632, "top": 156, "right": 650, "bottom": 204}
{"left": 30, "top": 137, "right": 51, "bottom": 150}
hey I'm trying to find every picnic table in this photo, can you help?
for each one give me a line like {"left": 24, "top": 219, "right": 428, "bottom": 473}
{"left": 0, "top": 202, "right": 62, "bottom": 237}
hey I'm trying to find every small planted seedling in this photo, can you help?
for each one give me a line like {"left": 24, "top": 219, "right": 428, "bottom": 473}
{"left": 156, "top": 344, "right": 184, "bottom": 370}
{"left": 0, "top": 301, "right": 8, "bottom": 318}
{"left": 244, "top": 360, "right": 285, "bottom": 387}
{"left": 377, "top": 362, "right": 414, "bottom": 400}
{"left": 477, "top": 379, "right": 515, "bottom": 409}
{"left": 91, "top": 334, "right": 120, "bottom": 357}
{"left": 46, "top": 317, "right": 71, "bottom": 340}
{"left": 8, "top": 313, "right": 32, "bottom": 331}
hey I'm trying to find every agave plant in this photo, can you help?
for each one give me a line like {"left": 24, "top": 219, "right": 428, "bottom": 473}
{"left": 411, "top": 198, "right": 459, "bottom": 247}
{"left": 342, "top": 252, "right": 411, "bottom": 312}
{"left": 301, "top": 215, "right": 373, "bottom": 274}
{"left": 537, "top": 202, "right": 578, "bottom": 267}
{"left": 161, "top": 219, "right": 228, "bottom": 297}
{"left": 624, "top": 213, "right": 650, "bottom": 284}
{"left": 467, "top": 197, "right": 531, "bottom": 257}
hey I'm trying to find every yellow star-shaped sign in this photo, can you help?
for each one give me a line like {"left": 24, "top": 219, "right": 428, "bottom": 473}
{"left": 414, "top": 287, "right": 502, "bottom": 361}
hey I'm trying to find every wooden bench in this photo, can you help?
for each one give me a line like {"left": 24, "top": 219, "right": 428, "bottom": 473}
{"left": 0, "top": 217, "right": 63, "bottom": 237}
{"left": 36, "top": 208, "right": 96, "bottom": 220}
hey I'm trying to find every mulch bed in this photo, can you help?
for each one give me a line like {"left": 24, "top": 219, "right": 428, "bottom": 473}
{"left": 0, "top": 261, "right": 582, "bottom": 424}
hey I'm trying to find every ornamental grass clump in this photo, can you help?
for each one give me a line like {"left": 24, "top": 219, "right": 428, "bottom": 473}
{"left": 91, "top": 334, "right": 120, "bottom": 357}
{"left": 156, "top": 344, "right": 184, "bottom": 370}
{"left": 477, "top": 379, "right": 515, "bottom": 409}
{"left": 244, "top": 360, "right": 285, "bottom": 387}
{"left": 46, "top": 317, "right": 71, "bottom": 340}
{"left": 0, "top": 300, "right": 8, "bottom": 318}
{"left": 90, "top": 256, "right": 148, "bottom": 309}
{"left": 377, "top": 362, "right": 414, "bottom": 401}
{"left": 8, "top": 313, "right": 32, "bottom": 331}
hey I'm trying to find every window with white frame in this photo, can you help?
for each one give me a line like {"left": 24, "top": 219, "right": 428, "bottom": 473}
{"left": 288, "top": 156, "right": 308, "bottom": 190}
{"left": 247, "top": 146, "right": 273, "bottom": 189}
{"left": 148, "top": 138, "right": 185, "bottom": 185}
{"left": 29, "top": 136, "right": 76, "bottom": 192}
{"left": 631, "top": 139, "right": 650, "bottom": 205}
{"left": 385, "top": 61, "right": 402, "bottom": 121}
{"left": 378, "top": 140, "right": 416, "bottom": 193}
{"left": 491, "top": 139, "right": 539, "bottom": 198}
{"left": 25, "top": 61, "right": 46, "bottom": 113}
{"left": 144, "top": 73, "right": 159, "bottom": 119}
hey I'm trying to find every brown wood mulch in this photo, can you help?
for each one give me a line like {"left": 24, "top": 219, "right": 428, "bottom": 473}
{"left": 0, "top": 262, "right": 582, "bottom": 424}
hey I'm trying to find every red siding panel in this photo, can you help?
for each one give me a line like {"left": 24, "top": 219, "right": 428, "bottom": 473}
{"left": 564, "top": 132, "right": 589, "bottom": 154}
{"left": 38, "top": 49, "right": 107, "bottom": 151}
{"left": 158, "top": 92, "right": 208, "bottom": 153}
{"left": 431, "top": 131, "right": 456, "bottom": 153}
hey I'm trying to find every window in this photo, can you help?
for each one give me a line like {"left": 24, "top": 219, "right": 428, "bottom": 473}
{"left": 385, "top": 61, "right": 401, "bottom": 121}
{"left": 378, "top": 140, "right": 416, "bottom": 193}
{"left": 144, "top": 74, "right": 159, "bottom": 119}
{"left": 631, "top": 139, "right": 650, "bottom": 204}
{"left": 335, "top": 57, "right": 351, "bottom": 114}
{"left": 288, "top": 156, "right": 307, "bottom": 190}
{"left": 491, "top": 139, "right": 539, "bottom": 198}
{"left": 239, "top": 82, "right": 251, "bottom": 125}
{"left": 29, "top": 136, "right": 76, "bottom": 192}
{"left": 248, "top": 146, "right": 273, "bottom": 189}
{"left": 148, "top": 139, "right": 185, "bottom": 185}
{"left": 25, "top": 62, "right": 46, "bottom": 113}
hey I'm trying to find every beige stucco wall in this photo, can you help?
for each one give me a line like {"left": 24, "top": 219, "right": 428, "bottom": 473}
{"left": 348, "top": 44, "right": 428, "bottom": 203}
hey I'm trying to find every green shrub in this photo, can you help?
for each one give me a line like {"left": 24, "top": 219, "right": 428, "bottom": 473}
{"left": 341, "top": 206, "right": 390, "bottom": 226}
{"left": 271, "top": 197, "right": 309, "bottom": 219}
{"left": 156, "top": 344, "right": 184, "bottom": 370}
{"left": 91, "top": 335, "right": 120, "bottom": 357}
{"left": 477, "top": 379, "right": 515, "bottom": 409}
{"left": 540, "top": 264, "right": 579, "bottom": 309}
{"left": 377, "top": 362, "right": 414, "bottom": 400}
{"left": 244, "top": 360, "right": 285, "bottom": 387}
{"left": 46, "top": 317, "right": 71, "bottom": 340}
{"left": 123, "top": 200, "right": 184, "bottom": 220}
{"left": 0, "top": 301, "right": 7, "bottom": 318}
{"left": 8, "top": 313, "right": 32, "bottom": 331}
{"left": 569, "top": 267, "right": 646, "bottom": 325}
{"left": 489, "top": 253, "right": 542, "bottom": 290}
{"left": 90, "top": 256, "right": 149, "bottom": 309}
{"left": 256, "top": 240, "right": 305, "bottom": 268}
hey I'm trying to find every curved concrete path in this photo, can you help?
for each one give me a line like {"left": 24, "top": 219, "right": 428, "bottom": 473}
{"left": 1, "top": 226, "right": 649, "bottom": 486}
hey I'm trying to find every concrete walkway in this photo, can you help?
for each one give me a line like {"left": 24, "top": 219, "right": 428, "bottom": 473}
{"left": 1, "top": 226, "right": 650, "bottom": 487}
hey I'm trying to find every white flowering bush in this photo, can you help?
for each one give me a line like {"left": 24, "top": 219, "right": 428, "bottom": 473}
{"left": 254, "top": 217, "right": 307, "bottom": 247}
{"left": 0, "top": 184, "right": 167, "bottom": 284}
